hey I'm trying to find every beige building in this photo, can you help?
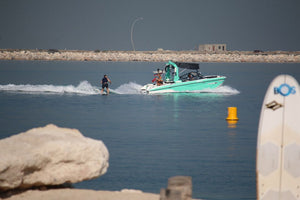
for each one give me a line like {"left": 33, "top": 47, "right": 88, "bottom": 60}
{"left": 198, "top": 44, "right": 226, "bottom": 52}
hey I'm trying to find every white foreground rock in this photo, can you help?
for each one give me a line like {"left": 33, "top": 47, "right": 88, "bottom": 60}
{"left": 3, "top": 189, "right": 160, "bottom": 200}
{"left": 0, "top": 124, "right": 109, "bottom": 190}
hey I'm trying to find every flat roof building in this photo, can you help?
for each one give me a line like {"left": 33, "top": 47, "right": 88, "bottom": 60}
{"left": 198, "top": 44, "right": 226, "bottom": 52}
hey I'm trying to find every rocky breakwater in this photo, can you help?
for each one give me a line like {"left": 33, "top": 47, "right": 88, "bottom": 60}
{"left": 0, "top": 124, "right": 109, "bottom": 191}
{"left": 1, "top": 49, "right": 300, "bottom": 63}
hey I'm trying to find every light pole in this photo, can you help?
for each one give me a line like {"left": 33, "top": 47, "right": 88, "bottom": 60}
{"left": 131, "top": 17, "right": 143, "bottom": 51}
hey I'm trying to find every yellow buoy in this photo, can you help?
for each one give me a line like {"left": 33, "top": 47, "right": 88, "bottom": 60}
{"left": 226, "top": 107, "right": 239, "bottom": 121}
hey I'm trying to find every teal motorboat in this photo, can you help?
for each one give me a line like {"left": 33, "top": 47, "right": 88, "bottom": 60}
{"left": 141, "top": 61, "right": 226, "bottom": 94}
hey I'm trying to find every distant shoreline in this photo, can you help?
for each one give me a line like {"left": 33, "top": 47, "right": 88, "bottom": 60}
{"left": 0, "top": 49, "right": 300, "bottom": 63}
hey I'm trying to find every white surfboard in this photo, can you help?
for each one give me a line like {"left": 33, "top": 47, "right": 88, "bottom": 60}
{"left": 257, "top": 74, "right": 300, "bottom": 200}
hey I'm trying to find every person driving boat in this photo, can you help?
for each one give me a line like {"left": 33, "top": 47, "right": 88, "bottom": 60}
{"left": 188, "top": 73, "right": 194, "bottom": 81}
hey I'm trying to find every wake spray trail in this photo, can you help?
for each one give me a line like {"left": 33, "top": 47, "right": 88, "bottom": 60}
{"left": 198, "top": 85, "right": 240, "bottom": 95}
{"left": 0, "top": 81, "right": 239, "bottom": 96}
{"left": 0, "top": 81, "right": 143, "bottom": 95}
{"left": 0, "top": 81, "right": 100, "bottom": 95}
{"left": 113, "top": 82, "right": 143, "bottom": 94}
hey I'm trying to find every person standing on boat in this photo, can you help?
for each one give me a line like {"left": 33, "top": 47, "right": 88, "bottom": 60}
{"left": 101, "top": 75, "right": 112, "bottom": 94}
{"left": 155, "top": 73, "right": 163, "bottom": 86}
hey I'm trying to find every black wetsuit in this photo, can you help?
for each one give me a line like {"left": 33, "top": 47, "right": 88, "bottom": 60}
{"left": 102, "top": 77, "right": 109, "bottom": 89}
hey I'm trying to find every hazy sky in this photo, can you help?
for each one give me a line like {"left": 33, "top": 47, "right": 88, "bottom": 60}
{"left": 0, "top": 0, "right": 299, "bottom": 51}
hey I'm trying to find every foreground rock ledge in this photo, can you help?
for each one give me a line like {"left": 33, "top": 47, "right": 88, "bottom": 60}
{"left": 0, "top": 124, "right": 109, "bottom": 190}
{"left": 2, "top": 189, "right": 159, "bottom": 200}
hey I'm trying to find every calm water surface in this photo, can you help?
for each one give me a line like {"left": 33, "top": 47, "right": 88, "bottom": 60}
{"left": 1, "top": 61, "right": 299, "bottom": 200}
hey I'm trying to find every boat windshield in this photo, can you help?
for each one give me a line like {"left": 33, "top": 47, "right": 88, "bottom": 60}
{"left": 175, "top": 62, "right": 203, "bottom": 81}
{"left": 157, "top": 61, "right": 203, "bottom": 83}
{"left": 179, "top": 70, "right": 204, "bottom": 81}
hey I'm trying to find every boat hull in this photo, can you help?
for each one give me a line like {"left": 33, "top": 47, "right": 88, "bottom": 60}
{"left": 141, "top": 76, "right": 226, "bottom": 94}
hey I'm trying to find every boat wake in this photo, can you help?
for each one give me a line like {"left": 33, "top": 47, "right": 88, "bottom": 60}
{"left": 114, "top": 82, "right": 143, "bottom": 94}
{"left": 193, "top": 85, "right": 240, "bottom": 95}
{"left": 0, "top": 81, "right": 239, "bottom": 95}
{"left": 0, "top": 81, "right": 100, "bottom": 95}
{"left": 0, "top": 81, "right": 140, "bottom": 95}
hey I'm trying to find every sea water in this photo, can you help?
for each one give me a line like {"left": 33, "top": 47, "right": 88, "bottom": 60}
{"left": 0, "top": 61, "right": 300, "bottom": 200}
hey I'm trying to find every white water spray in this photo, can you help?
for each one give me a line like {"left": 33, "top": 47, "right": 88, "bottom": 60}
{"left": 0, "top": 81, "right": 239, "bottom": 95}
{"left": 0, "top": 81, "right": 100, "bottom": 95}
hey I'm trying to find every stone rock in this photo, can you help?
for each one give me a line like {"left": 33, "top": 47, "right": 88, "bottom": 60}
{"left": 2, "top": 189, "right": 160, "bottom": 200}
{"left": 0, "top": 124, "right": 109, "bottom": 191}
{"left": 120, "top": 189, "right": 143, "bottom": 193}
{"left": 167, "top": 176, "right": 192, "bottom": 200}
{"left": 160, "top": 176, "right": 192, "bottom": 200}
